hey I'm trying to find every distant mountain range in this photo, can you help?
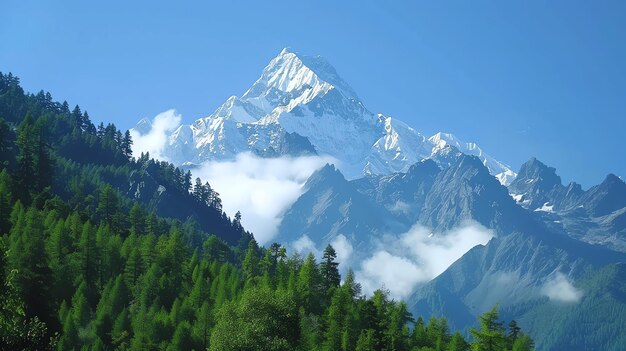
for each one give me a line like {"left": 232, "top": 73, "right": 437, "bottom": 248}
{"left": 132, "top": 48, "right": 626, "bottom": 350}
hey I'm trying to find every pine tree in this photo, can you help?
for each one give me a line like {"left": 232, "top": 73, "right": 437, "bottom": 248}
{"left": 70, "top": 281, "right": 91, "bottom": 328}
{"left": 323, "top": 287, "right": 351, "bottom": 351}
{"left": 34, "top": 117, "right": 55, "bottom": 192}
{"left": 111, "top": 308, "right": 131, "bottom": 348}
{"left": 0, "top": 170, "right": 12, "bottom": 234}
{"left": 320, "top": 244, "right": 340, "bottom": 294}
{"left": 0, "top": 242, "right": 50, "bottom": 350}
{"left": 123, "top": 246, "right": 143, "bottom": 289}
{"left": 470, "top": 306, "right": 506, "bottom": 351}
{"left": 193, "top": 177, "right": 204, "bottom": 203}
{"left": 97, "top": 185, "right": 118, "bottom": 227}
{"left": 234, "top": 210, "right": 242, "bottom": 229}
{"left": 512, "top": 334, "right": 534, "bottom": 351}
{"left": 447, "top": 332, "right": 469, "bottom": 351}
{"left": 82, "top": 111, "right": 96, "bottom": 134}
{"left": 122, "top": 130, "right": 133, "bottom": 159}
{"left": 356, "top": 329, "right": 376, "bottom": 351}
{"left": 242, "top": 239, "right": 260, "bottom": 283}
{"left": 71, "top": 105, "right": 82, "bottom": 128}
{"left": 192, "top": 301, "right": 212, "bottom": 350}
{"left": 297, "top": 253, "right": 322, "bottom": 315}
{"left": 7, "top": 207, "right": 54, "bottom": 325}
{"left": 129, "top": 202, "right": 144, "bottom": 236}
{"left": 15, "top": 114, "right": 37, "bottom": 201}
{"left": 168, "top": 321, "right": 193, "bottom": 351}
{"left": 78, "top": 221, "right": 99, "bottom": 302}
{"left": 183, "top": 171, "right": 192, "bottom": 193}
{"left": 202, "top": 235, "right": 230, "bottom": 263}
{"left": 412, "top": 316, "right": 430, "bottom": 348}
{"left": 508, "top": 320, "right": 521, "bottom": 348}
{"left": 209, "top": 287, "right": 299, "bottom": 351}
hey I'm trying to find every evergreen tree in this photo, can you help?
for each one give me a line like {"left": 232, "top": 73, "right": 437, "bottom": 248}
{"left": 0, "top": 169, "right": 12, "bottom": 234}
{"left": 7, "top": 207, "right": 54, "bottom": 326}
{"left": 242, "top": 239, "right": 260, "bottom": 283}
{"left": 512, "top": 334, "right": 534, "bottom": 351}
{"left": 97, "top": 185, "right": 118, "bottom": 227}
{"left": 183, "top": 171, "right": 192, "bottom": 192}
{"left": 356, "top": 329, "right": 376, "bottom": 351}
{"left": 447, "top": 332, "right": 469, "bottom": 351}
{"left": 297, "top": 253, "right": 322, "bottom": 315}
{"left": 470, "top": 306, "right": 506, "bottom": 351}
{"left": 129, "top": 202, "right": 144, "bottom": 236}
{"left": 0, "top": 242, "right": 50, "bottom": 350}
{"left": 320, "top": 244, "right": 341, "bottom": 294}
{"left": 15, "top": 114, "right": 37, "bottom": 201}
{"left": 507, "top": 320, "right": 521, "bottom": 349}
{"left": 209, "top": 287, "right": 299, "bottom": 351}
{"left": 78, "top": 221, "right": 99, "bottom": 302}
{"left": 121, "top": 130, "right": 133, "bottom": 159}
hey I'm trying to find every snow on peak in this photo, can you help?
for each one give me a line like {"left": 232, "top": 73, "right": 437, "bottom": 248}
{"left": 208, "top": 96, "right": 265, "bottom": 123}
{"left": 243, "top": 48, "right": 357, "bottom": 103}
{"left": 145, "top": 47, "right": 516, "bottom": 186}
{"left": 428, "top": 132, "right": 516, "bottom": 185}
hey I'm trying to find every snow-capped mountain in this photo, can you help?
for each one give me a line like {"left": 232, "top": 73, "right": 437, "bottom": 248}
{"left": 134, "top": 48, "right": 516, "bottom": 183}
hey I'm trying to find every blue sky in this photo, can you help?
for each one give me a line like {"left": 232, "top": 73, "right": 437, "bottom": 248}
{"left": 1, "top": 0, "right": 624, "bottom": 187}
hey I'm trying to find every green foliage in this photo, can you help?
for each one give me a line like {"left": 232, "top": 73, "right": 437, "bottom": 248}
{"left": 0, "top": 241, "right": 52, "bottom": 350}
{"left": 470, "top": 306, "right": 507, "bottom": 351}
{"left": 320, "top": 244, "right": 340, "bottom": 294}
{"left": 209, "top": 287, "right": 299, "bottom": 351}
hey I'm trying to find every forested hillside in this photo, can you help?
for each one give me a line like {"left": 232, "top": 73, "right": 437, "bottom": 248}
{"left": 0, "top": 72, "right": 533, "bottom": 350}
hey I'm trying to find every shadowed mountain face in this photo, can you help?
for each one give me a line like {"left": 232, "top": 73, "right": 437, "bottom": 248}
{"left": 509, "top": 157, "right": 626, "bottom": 252}
{"left": 275, "top": 152, "right": 626, "bottom": 351}
{"left": 276, "top": 154, "right": 518, "bottom": 256}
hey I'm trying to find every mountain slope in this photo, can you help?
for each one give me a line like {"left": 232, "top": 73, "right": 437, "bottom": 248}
{"left": 408, "top": 231, "right": 626, "bottom": 351}
{"left": 279, "top": 149, "right": 626, "bottom": 350}
{"left": 276, "top": 164, "right": 404, "bottom": 256}
{"left": 0, "top": 72, "right": 249, "bottom": 246}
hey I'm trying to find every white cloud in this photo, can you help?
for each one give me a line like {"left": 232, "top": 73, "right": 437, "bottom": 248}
{"left": 357, "top": 251, "right": 426, "bottom": 299}
{"left": 541, "top": 272, "right": 583, "bottom": 303}
{"left": 330, "top": 234, "right": 353, "bottom": 264}
{"left": 293, "top": 235, "right": 319, "bottom": 256}
{"left": 400, "top": 221, "right": 494, "bottom": 279}
{"left": 130, "top": 109, "right": 182, "bottom": 161}
{"left": 191, "top": 152, "right": 337, "bottom": 245}
{"left": 356, "top": 221, "right": 493, "bottom": 299}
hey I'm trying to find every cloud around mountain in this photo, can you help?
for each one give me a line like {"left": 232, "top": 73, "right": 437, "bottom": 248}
{"left": 357, "top": 221, "right": 494, "bottom": 299}
{"left": 130, "top": 109, "right": 182, "bottom": 161}
{"left": 541, "top": 272, "right": 584, "bottom": 303}
{"left": 131, "top": 110, "right": 338, "bottom": 245}
{"left": 190, "top": 152, "right": 337, "bottom": 245}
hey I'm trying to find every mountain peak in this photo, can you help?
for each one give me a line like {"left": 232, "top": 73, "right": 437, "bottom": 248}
{"left": 278, "top": 47, "right": 293, "bottom": 56}
{"left": 516, "top": 157, "right": 561, "bottom": 185}
{"left": 244, "top": 48, "right": 358, "bottom": 101}
{"left": 603, "top": 173, "right": 623, "bottom": 185}
{"left": 428, "top": 132, "right": 516, "bottom": 185}
{"left": 305, "top": 163, "right": 347, "bottom": 189}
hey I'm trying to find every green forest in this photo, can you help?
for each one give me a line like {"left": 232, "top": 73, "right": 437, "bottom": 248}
{"left": 0, "top": 72, "right": 533, "bottom": 350}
